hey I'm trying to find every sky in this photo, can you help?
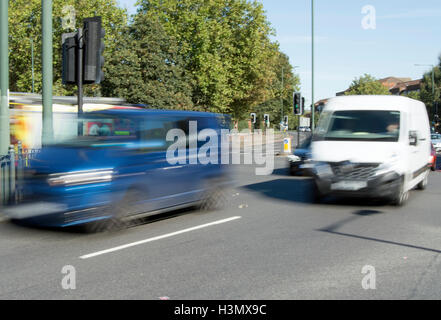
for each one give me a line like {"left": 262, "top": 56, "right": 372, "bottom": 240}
{"left": 118, "top": 0, "right": 441, "bottom": 107}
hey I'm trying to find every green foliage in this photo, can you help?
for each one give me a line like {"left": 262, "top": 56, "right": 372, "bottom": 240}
{"left": 101, "top": 14, "right": 194, "bottom": 109}
{"left": 420, "top": 56, "right": 441, "bottom": 116}
{"left": 404, "top": 91, "right": 421, "bottom": 101}
{"left": 256, "top": 52, "right": 301, "bottom": 127}
{"left": 8, "top": 0, "right": 127, "bottom": 96}
{"left": 137, "top": 0, "right": 281, "bottom": 119}
{"left": 345, "top": 74, "right": 391, "bottom": 96}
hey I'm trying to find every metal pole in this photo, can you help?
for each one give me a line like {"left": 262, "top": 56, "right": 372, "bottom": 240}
{"left": 77, "top": 28, "right": 84, "bottom": 136}
{"left": 42, "top": 0, "right": 54, "bottom": 146}
{"left": 31, "top": 38, "right": 35, "bottom": 93}
{"left": 281, "top": 67, "right": 284, "bottom": 128}
{"left": 0, "top": 0, "right": 10, "bottom": 156}
{"left": 311, "top": 0, "right": 315, "bottom": 133}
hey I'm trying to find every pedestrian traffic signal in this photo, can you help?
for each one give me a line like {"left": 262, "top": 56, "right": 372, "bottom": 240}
{"left": 61, "top": 34, "right": 77, "bottom": 85}
{"left": 83, "top": 17, "right": 105, "bottom": 84}
{"left": 294, "top": 92, "right": 303, "bottom": 115}
{"left": 264, "top": 114, "right": 270, "bottom": 127}
{"left": 250, "top": 113, "right": 257, "bottom": 124}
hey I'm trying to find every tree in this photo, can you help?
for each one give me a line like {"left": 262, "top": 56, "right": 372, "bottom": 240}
{"left": 255, "top": 52, "right": 300, "bottom": 128}
{"left": 8, "top": 0, "right": 127, "bottom": 96}
{"left": 420, "top": 57, "right": 441, "bottom": 117}
{"left": 137, "top": 0, "right": 279, "bottom": 120}
{"left": 101, "top": 14, "right": 194, "bottom": 109}
{"left": 345, "top": 74, "right": 391, "bottom": 96}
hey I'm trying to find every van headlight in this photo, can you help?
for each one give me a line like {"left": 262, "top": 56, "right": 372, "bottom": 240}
{"left": 314, "top": 162, "right": 333, "bottom": 178}
{"left": 47, "top": 169, "right": 114, "bottom": 187}
{"left": 375, "top": 157, "right": 400, "bottom": 177}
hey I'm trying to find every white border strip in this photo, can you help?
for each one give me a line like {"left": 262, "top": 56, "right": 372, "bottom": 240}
{"left": 80, "top": 216, "right": 242, "bottom": 259}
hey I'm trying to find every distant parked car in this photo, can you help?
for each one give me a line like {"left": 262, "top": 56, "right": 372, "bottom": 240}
{"left": 299, "top": 126, "right": 311, "bottom": 132}
{"left": 431, "top": 133, "right": 441, "bottom": 153}
{"left": 287, "top": 137, "right": 312, "bottom": 176}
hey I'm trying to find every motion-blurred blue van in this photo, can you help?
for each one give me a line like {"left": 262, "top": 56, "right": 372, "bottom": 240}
{"left": 3, "top": 108, "right": 231, "bottom": 231}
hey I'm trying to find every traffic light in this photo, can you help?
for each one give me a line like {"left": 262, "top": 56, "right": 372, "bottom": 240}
{"left": 83, "top": 17, "right": 105, "bottom": 84}
{"left": 61, "top": 34, "right": 77, "bottom": 85}
{"left": 294, "top": 92, "right": 303, "bottom": 115}
{"left": 264, "top": 114, "right": 270, "bottom": 127}
{"left": 283, "top": 116, "right": 289, "bottom": 125}
{"left": 250, "top": 113, "right": 257, "bottom": 124}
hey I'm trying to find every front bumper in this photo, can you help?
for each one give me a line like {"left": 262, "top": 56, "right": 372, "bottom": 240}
{"left": 314, "top": 171, "right": 401, "bottom": 199}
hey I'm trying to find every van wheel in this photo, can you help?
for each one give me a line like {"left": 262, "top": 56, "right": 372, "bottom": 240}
{"left": 83, "top": 189, "right": 142, "bottom": 233}
{"left": 391, "top": 183, "right": 409, "bottom": 206}
{"left": 199, "top": 180, "right": 227, "bottom": 211}
{"left": 417, "top": 172, "right": 429, "bottom": 190}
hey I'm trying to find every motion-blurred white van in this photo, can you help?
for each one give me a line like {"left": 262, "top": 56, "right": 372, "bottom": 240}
{"left": 311, "top": 95, "right": 431, "bottom": 205}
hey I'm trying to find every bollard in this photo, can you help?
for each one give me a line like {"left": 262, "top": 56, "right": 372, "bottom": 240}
{"left": 283, "top": 137, "right": 292, "bottom": 154}
{"left": 8, "top": 145, "right": 15, "bottom": 204}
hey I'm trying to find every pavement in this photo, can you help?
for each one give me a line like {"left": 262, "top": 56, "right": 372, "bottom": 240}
{"left": 0, "top": 157, "right": 440, "bottom": 299}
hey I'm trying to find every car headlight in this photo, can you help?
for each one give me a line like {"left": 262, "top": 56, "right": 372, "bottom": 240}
{"left": 314, "top": 162, "right": 333, "bottom": 177}
{"left": 375, "top": 157, "right": 400, "bottom": 177}
{"left": 47, "top": 169, "right": 114, "bottom": 187}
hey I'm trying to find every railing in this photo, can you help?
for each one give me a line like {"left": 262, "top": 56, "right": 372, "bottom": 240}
{"left": 0, "top": 142, "right": 40, "bottom": 206}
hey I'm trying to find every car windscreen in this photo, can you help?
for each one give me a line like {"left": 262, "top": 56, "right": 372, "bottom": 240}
{"left": 314, "top": 110, "right": 401, "bottom": 142}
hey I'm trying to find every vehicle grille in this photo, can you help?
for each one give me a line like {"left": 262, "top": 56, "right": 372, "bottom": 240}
{"left": 331, "top": 163, "right": 379, "bottom": 180}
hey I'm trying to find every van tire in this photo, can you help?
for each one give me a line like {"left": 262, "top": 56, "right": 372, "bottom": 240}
{"left": 391, "top": 182, "right": 409, "bottom": 206}
{"left": 83, "top": 189, "right": 142, "bottom": 233}
{"left": 417, "top": 172, "right": 429, "bottom": 190}
{"left": 199, "top": 180, "right": 227, "bottom": 211}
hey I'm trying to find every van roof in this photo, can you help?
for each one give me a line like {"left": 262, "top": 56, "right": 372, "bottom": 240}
{"left": 324, "top": 95, "right": 424, "bottom": 112}
{"left": 88, "top": 108, "right": 227, "bottom": 118}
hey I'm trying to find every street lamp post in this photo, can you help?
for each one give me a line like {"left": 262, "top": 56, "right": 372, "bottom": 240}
{"left": 42, "top": 0, "right": 54, "bottom": 146}
{"left": 0, "top": 0, "right": 10, "bottom": 155}
{"left": 311, "top": 0, "right": 315, "bottom": 133}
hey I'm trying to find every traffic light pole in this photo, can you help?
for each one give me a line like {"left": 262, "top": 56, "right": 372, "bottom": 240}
{"left": 311, "top": 0, "right": 315, "bottom": 133}
{"left": 42, "top": 0, "right": 54, "bottom": 146}
{"left": 0, "top": 0, "right": 9, "bottom": 155}
{"left": 77, "top": 28, "right": 84, "bottom": 136}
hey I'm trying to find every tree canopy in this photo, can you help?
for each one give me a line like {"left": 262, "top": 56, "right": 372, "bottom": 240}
{"left": 101, "top": 14, "right": 194, "bottom": 109}
{"left": 420, "top": 56, "right": 441, "bottom": 116}
{"left": 137, "top": 0, "right": 289, "bottom": 120}
{"left": 345, "top": 74, "right": 391, "bottom": 96}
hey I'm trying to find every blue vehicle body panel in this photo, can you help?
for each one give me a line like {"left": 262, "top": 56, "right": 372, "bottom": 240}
{"left": 8, "top": 109, "right": 231, "bottom": 227}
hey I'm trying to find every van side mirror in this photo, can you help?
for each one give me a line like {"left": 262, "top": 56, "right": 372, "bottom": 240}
{"left": 409, "top": 131, "right": 418, "bottom": 146}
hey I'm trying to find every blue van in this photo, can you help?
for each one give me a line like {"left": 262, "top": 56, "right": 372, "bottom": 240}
{"left": 3, "top": 108, "right": 231, "bottom": 231}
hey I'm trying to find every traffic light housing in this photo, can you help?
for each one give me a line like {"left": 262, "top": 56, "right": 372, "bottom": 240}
{"left": 294, "top": 92, "right": 303, "bottom": 115}
{"left": 83, "top": 17, "right": 105, "bottom": 84}
{"left": 250, "top": 113, "right": 257, "bottom": 124}
{"left": 264, "top": 114, "right": 270, "bottom": 127}
{"left": 62, "top": 34, "right": 77, "bottom": 85}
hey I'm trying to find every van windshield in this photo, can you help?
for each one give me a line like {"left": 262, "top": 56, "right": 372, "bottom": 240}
{"left": 314, "top": 110, "right": 401, "bottom": 142}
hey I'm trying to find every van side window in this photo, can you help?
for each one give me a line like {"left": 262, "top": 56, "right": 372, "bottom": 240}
{"left": 138, "top": 119, "right": 176, "bottom": 153}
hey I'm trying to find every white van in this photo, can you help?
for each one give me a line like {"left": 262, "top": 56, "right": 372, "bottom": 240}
{"left": 311, "top": 95, "right": 431, "bottom": 206}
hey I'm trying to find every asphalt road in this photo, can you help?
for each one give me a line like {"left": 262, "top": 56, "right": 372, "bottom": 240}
{"left": 0, "top": 157, "right": 440, "bottom": 300}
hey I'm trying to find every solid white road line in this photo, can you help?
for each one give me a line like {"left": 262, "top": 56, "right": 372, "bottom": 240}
{"left": 79, "top": 216, "right": 242, "bottom": 260}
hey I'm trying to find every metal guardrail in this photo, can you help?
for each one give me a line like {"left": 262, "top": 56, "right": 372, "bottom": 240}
{"left": 0, "top": 142, "right": 40, "bottom": 206}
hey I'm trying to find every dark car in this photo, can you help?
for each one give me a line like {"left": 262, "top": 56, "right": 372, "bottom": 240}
{"left": 3, "top": 109, "right": 231, "bottom": 231}
{"left": 287, "top": 136, "right": 312, "bottom": 176}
